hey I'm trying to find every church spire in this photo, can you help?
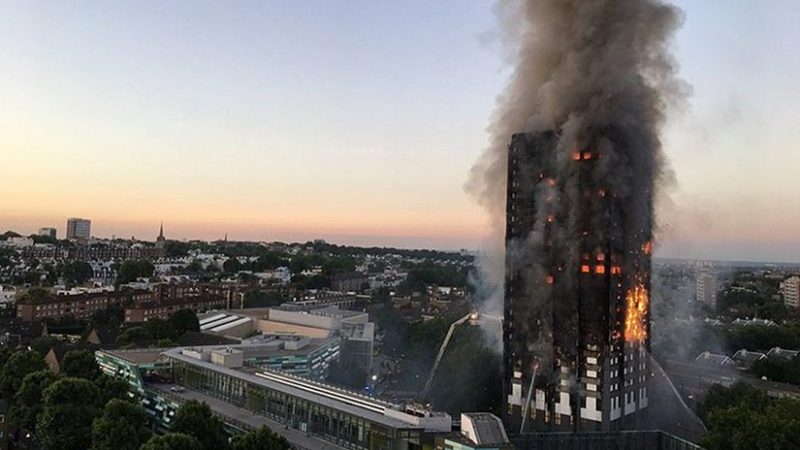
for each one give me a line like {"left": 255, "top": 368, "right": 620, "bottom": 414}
{"left": 159, "top": 222, "right": 164, "bottom": 239}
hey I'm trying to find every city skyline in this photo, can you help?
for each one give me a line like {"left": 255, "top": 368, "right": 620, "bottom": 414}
{"left": 1, "top": 1, "right": 799, "bottom": 262}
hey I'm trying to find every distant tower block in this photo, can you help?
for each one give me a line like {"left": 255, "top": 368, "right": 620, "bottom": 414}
{"left": 66, "top": 218, "right": 91, "bottom": 240}
{"left": 503, "top": 130, "right": 652, "bottom": 432}
{"left": 696, "top": 271, "right": 717, "bottom": 309}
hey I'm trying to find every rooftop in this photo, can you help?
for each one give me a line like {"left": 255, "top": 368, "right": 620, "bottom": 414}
{"left": 461, "top": 412, "right": 510, "bottom": 446}
{"left": 694, "top": 351, "right": 734, "bottom": 367}
{"left": 162, "top": 347, "right": 445, "bottom": 430}
{"left": 101, "top": 348, "right": 170, "bottom": 365}
{"left": 767, "top": 347, "right": 799, "bottom": 359}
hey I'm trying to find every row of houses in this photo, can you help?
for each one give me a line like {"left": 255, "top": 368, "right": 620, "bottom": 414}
{"left": 695, "top": 346, "right": 800, "bottom": 369}
{"left": 15, "top": 280, "right": 249, "bottom": 322}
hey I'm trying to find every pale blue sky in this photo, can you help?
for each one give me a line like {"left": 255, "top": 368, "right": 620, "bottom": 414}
{"left": 0, "top": 1, "right": 798, "bottom": 262}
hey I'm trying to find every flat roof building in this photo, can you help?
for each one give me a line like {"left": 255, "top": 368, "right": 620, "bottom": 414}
{"left": 38, "top": 227, "right": 57, "bottom": 239}
{"left": 780, "top": 276, "right": 800, "bottom": 309}
{"left": 97, "top": 345, "right": 451, "bottom": 450}
{"left": 696, "top": 272, "right": 717, "bottom": 309}
{"left": 66, "top": 217, "right": 91, "bottom": 240}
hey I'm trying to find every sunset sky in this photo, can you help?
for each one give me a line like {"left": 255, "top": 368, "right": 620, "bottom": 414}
{"left": 1, "top": 1, "right": 798, "bottom": 262}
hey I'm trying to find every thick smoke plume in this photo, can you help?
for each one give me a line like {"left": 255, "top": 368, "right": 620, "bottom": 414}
{"left": 467, "top": 0, "right": 687, "bottom": 344}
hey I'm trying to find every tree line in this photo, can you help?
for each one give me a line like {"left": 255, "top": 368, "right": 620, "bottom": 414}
{"left": 698, "top": 382, "right": 800, "bottom": 449}
{"left": 0, "top": 346, "right": 290, "bottom": 450}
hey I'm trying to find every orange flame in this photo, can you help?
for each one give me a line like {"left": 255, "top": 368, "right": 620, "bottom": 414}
{"left": 624, "top": 285, "right": 648, "bottom": 342}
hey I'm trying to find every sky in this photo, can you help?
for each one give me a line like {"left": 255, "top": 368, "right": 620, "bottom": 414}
{"left": 0, "top": 1, "right": 798, "bottom": 262}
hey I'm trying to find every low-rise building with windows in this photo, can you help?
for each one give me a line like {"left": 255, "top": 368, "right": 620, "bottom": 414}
{"left": 96, "top": 345, "right": 451, "bottom": 450}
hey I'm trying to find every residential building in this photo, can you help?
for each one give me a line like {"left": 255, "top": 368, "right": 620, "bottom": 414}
{"left": 331, "top": 272, "right": 369, "bottom": 292}
{"left": 0, "top": 286, "right": 15, "bottom": 311}
{"left": 66, "top": 217, "right": 91, "bottom": 240}
{"left": 695, "top": 272, "right": 717, "bottom": 308}
{"left": 17, "top": 289, "right": 155, "bottom": 321}
{"left": 731, "top": 349, "right": 766, "bottom": 369}
{"left": 504, "top": 131, "right": 652, "bottom": 432}
{"left": 38, "top": 227, "right": 57, "bottom": 239}
{"left": 694, "top": 351, "right": 735, "bottom": 368}
{"left": 731, "top": 318, "right": 777, "bottom": 327}
{"left": 124, "top": 296, "right": 226, "bottom": 323}
{"left": 780, "top": 276, "right": 800, "bottom": 309}
{"left": 3, "top": 236, "right": 33, "bottom": 248}
{"left": 767, "top": 347, "right": 799, "bottom": 360}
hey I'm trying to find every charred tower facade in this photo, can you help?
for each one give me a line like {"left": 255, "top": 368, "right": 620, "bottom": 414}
{"left": 503, "top": 128, "right": 652, "bottom": 433}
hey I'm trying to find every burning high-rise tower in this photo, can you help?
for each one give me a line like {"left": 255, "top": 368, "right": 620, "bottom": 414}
{"left": 503, "top": 127, "right": 653, "bottom": 432}
{"left": 463, "top": 0, "right": 683, "bottom": 434}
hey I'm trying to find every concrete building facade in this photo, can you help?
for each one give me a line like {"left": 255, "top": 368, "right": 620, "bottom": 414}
{"left": 66, "top": 217, "right": 91, "bottom": 240}
{"left": 96, "top": 346, "right": 452, "bottom": 450}
{"left": 780, "top": 276, "right": 800, "bottom": 309}
{"left": 695, "top": 272, "right": 717, "bottom": 309}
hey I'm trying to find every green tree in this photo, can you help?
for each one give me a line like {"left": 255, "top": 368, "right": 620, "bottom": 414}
{"left": 170, "top": 400, "right": 229, "bottom": 450}
{"left": 169, "top": 309, "right": 200, "bottom": 335}
{"left": 9, "top": 370, "right": 57, "bottom": 432}
{"left": 231, "top": 426, "right": 291, "bottom": 450}
{"left": 116, "top": 326, "right": 155, "bottom": 346}
{"left": 30, "top": 335, "right": 61, "bottom": 355}
{"left": 90, "top": 399, "right": 152, "bottom": 450}
{"left": 703, "top": 399, "right": 800, "bottom": 450}
{"left": 321, "top": 256, "right": 356, "bottom": 276}
{"left": 697, "top": 382, "right": 770, "bottom": 422}
{"left": 251, "top": 253, "right": 288, "bottom": 271}
{"left": 62, "top": 350, "right": 102, "bottom": 380}
{"left": 165, "top": 240, "right": 192, "bottom": 258}
{"left": 96, "top": 373, "right": 133, "bottom": 405}
{"left": 116, "top": 260, "right": 155, "bottom": 285}
{"left": 37, "top": 377, "right": 104, "bottom": 450}
{"left": 0, "top": 230, "right": 21, "bottom": 239}
{"left": 223, "top": 258, "right": 242, "bottom": 273}
{"left": 752, "top": 355, "right": 800, "bottom": 385}
{"left": 158, "top": 338, "right": 178, "bottom": 347}
{"left": 90, "top": 304, "right": 125, "bottom": 328}
{"left": 30, "top": 234, "right": 58, "bottom": 245}
{"left": 144, "top": 318, "right": 179, "bottom": 341}
{"left": 0, "top": 350, "right": 48, "bottom": 399}
{"left": 16, "top": 287, "right": 50, "bottom": 304}
{"left": 242, "top": 289, "right": 284, "bottom": 308}
{"left": 141, "top": 433, "right": 203, "bottom": 450}
{"left": 62, "top": 261, "right": 94, "bottom": 286}
{"left": 0, "top": 347, "right": 11, "bottom": 366}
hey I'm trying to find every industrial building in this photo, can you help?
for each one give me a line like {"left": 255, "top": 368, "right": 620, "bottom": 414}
{"left": 504, "top": 130, "right": 652, "bottom": 432}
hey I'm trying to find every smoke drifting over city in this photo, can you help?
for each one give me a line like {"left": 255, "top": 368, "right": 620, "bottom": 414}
{"left": 468, "top": 0, "right": 687, "bottom": 336}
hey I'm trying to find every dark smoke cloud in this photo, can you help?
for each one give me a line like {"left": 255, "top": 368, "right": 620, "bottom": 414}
{"left": 467, "top": 0, "right": 689, "bottom": 335}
